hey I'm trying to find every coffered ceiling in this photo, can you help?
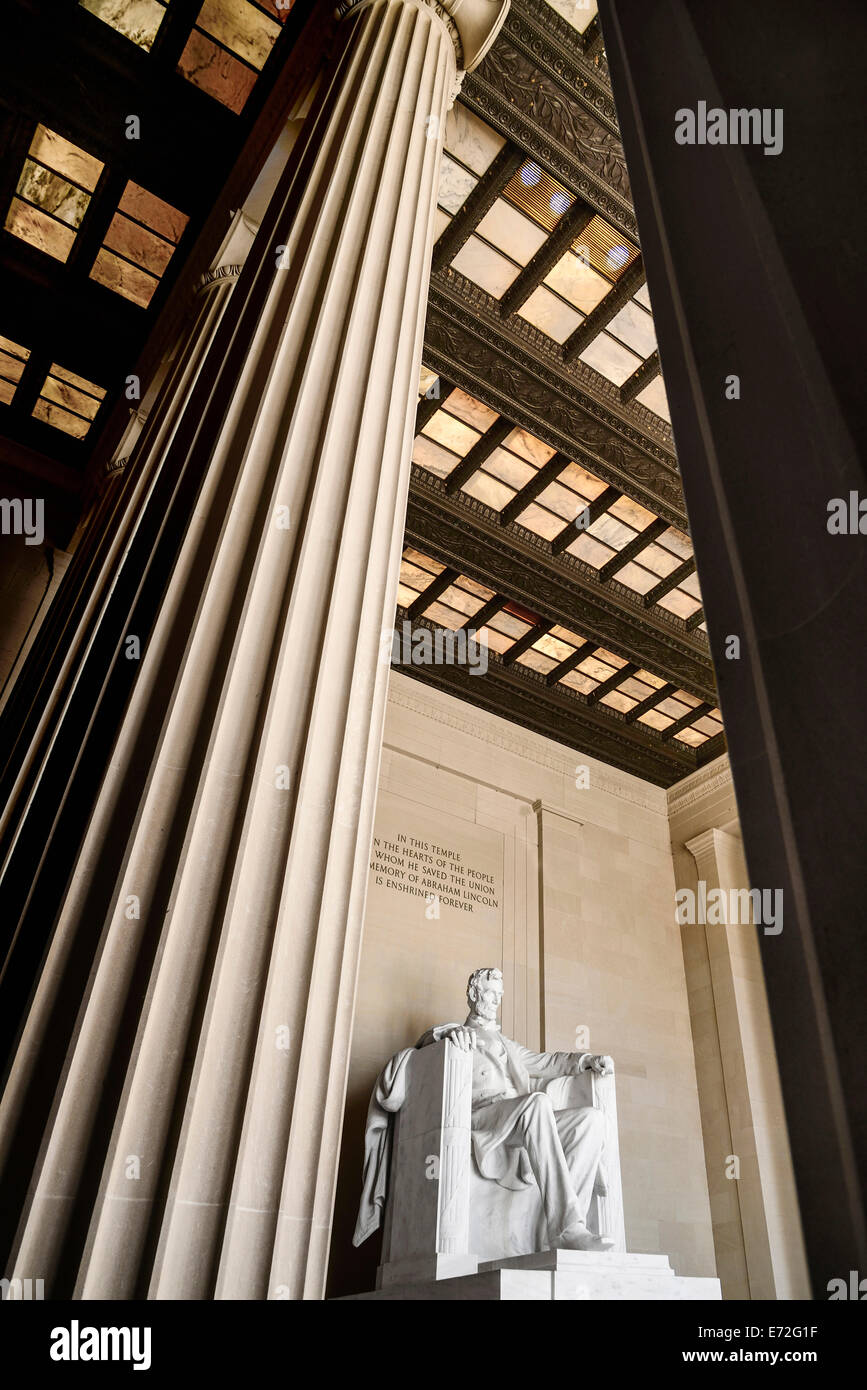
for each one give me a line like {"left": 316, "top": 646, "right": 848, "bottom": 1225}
{"left": 0, "top": 0, "right": 725, "bottom": 787}
{"left": 0, "top": 0, "right": 305, "bottom": 525}
{"left": 402, "top": 0, "right": 725, "bottom": 786}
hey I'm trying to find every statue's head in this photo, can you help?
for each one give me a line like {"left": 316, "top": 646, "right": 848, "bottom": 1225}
{"left": 466, "top": 966, "right": 503, "bottom": 1022}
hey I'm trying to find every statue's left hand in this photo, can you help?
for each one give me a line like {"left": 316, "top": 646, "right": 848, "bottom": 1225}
{"left": 580, "top": 1053, "right": 614, "bottom": 1076}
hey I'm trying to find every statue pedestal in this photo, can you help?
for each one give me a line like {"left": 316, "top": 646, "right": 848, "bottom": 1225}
{"left": 342, "top": 1250, "right": 722, "bottom": 1300}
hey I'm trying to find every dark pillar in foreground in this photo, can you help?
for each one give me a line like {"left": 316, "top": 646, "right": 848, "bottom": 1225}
{"left": 598, "top": 0, "right": 867, "bottom": 1295}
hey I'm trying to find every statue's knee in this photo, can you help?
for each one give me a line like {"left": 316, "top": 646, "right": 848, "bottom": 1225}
{"left": 520, "top": 1091, "right": 553, "bottom": 1131}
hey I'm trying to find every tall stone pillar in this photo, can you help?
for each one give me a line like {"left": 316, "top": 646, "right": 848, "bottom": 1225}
{"left": 0, "top": 250, "right": 244, "bottom": 952}
{"left": 685, "top": 828, "right": 804, "bottom": 1299}
{"left": 1, "top": 0, "right": 508, "bottom": 1301}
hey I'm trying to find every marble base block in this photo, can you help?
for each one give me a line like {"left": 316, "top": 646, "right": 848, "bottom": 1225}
{"left": 343, "top": 1250, "right": 722, "bottom": 1300}
{"left": 376, "top": 1254, "right": 480, "bottom": 1288}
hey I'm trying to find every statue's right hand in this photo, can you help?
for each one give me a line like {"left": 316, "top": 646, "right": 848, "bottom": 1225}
{"left": 445, "top": 1025, "right": 477, "bottom": 1052}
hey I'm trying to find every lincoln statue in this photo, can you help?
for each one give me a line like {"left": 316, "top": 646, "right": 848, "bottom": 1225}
{"left": 353, "top": 966, "right": 615, "bottom": 1253}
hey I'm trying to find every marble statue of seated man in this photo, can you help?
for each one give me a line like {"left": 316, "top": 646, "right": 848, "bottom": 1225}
{"left": 352, "top": 965, "right": 616, "bottom": 1252}
{"left": 415, "top": 966, "right": 615, "bottom": 1253}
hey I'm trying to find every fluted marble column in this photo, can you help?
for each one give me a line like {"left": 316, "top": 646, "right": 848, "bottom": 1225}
{"left": 2, "top": 0, "right": 508, "bottom": 1301}
{"left": 0, "top": 241, "right": 244, "bottom": 825}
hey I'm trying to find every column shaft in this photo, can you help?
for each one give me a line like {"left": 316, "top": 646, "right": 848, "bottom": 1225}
{"left": 0, "top": 269, "right": 242, "bottom": 1281}
{"left": 2, "top": 0, "right": 508, "bottom": 1300}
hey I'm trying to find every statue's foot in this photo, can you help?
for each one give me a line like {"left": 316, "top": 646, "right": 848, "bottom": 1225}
{"left": 558, "top": 1223, "right": 614, "bottom": 1252}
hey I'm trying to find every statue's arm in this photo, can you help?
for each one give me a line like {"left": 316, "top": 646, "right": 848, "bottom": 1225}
{"left": 516, "top": 1042, "right": 614, "bottom": 1077}
{"left": 516, "top": 1043, "right": 591, "bottom": 1077}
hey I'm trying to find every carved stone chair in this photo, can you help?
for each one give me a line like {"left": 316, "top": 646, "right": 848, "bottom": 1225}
{"left": 377, "top": 1039, "right": 626, "bottom": 1289}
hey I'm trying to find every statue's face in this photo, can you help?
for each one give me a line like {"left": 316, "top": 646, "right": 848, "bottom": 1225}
{"left": 472, "top": 976, "right": 503, "bottom": 1022}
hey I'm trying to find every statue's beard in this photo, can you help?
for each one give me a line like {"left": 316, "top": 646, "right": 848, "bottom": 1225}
{"left": 470, "top": 999, "right": 499, "bottom": 1024}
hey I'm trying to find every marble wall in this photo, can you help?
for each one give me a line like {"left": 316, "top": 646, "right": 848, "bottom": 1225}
{"left": 327, "top": 671, "right": 717, "bottom": 1296}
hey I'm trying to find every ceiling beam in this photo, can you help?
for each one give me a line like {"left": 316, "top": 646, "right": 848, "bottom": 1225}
{"left": 624, "top": 682, "right": 677, "bottom": 724}
{"left": 620, "top": 351, "right": 660, "bottom": 406}
{"left": 431, "top": 144, "right": 525, "bottom": 272}
{"left": 414, "top": 378, "right": 453, "bottom": 433}
{"left": 459, "top": 594, "right": 505, "bottom": 633}
{"left": 444, "top": 416, "right": 514, "bottom": 495}
{"left": 498, "top": 198, "right": 597, "bottom": 317}
{"left": 562, "top": 257, "right": 646, "bottom": 362}
{"left": 0, "top": 437, "right": 83, "bottom": 494}
{"left": 500, "top": 451, "right": 571, "bottom": 526}
{"left": 545, "top": 640, "right": 592, "bottom": 686}
{"left": 550, "top": 484, "right": 620, "bottom": 554}
{"left": 597, "top": 517, "right": 669, "bottom": 582}
{"left": 406, "top": 468, "right": 717, "bottom": 700}
{"left": 587, "top": 661, "right": 639, "bottom": 706}
{"left": 643, "top": 557, "right": 696, "bottom": 608}
{"left": 501, "top": 619, "right": 551, "bottom": 666}
{"left": 406, "top": 566, "right": 460, "bottom": 620}
{"left": 661, "top": 701, "right": 714, "bottom": 741}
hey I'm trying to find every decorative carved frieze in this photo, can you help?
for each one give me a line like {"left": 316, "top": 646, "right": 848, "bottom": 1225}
{"left": 666, "top": 755, "right": 734, "bottom": 814}
{"left": 505, "top": 1, "right": 618, "bottom": 128}
{"left": 394, "top": 611, "right": 696, "bottom": 787}
{"left": 405, "top": 470, "right": 717, "bottom": 699}
{"left": 433, "top": 265, "right": 674, "bottom": 451}
{"left": 464, "top": 36, "right": 635, "bottom": 238}
{"left": 424, "top": 294, "right": 686, "bottom": 524}
{"left": 388, "top": 676, "right": 673, "bottom": 808}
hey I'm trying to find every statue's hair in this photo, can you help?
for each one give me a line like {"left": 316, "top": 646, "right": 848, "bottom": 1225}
{"left": 466, "top": 966, "right": 503, "bottom": 1003}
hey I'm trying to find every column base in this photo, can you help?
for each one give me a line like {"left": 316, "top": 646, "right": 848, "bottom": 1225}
{"left": 343, "top": 1250, "right": 722, "bottom": 1300}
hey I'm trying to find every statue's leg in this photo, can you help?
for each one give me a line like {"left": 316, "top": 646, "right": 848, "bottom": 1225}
{"left": 554, "top": 1106, "right": 606, "bottom": 1223}
{"left": 496, "top": 1092, "right": 585, "bottom": 1241}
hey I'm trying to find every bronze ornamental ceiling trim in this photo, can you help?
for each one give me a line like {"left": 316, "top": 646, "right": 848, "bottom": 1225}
{"left": 423, "top": 295, "right": 687, "bottom": 527}
{"left": 405, "top": 468, "right": 716, "bottom": 701}
{"left": 502, "top": 1, "right": 619, "bottom": 131}
{"left": 463, "top": 37, "right": 636, "bottom": 242}
{"left": 394, "top": 612, "right": 708, "bottom": 790}
{"left": 432, "top": 263, "right": 673, "bottom": 453}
